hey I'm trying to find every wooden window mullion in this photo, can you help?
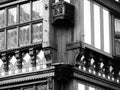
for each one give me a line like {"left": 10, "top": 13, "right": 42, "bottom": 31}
{"left": 109, "top": 13, "right": 112, "bottom": 54}
{"left": 112, "top": 15, "right": 116, "bottom": 56}
{"left": 30, "top": 1, "right": 32, "bottom": 44}
{"left": 18, "top": 4, "right": 20, "bottom": 47}
{"left": 90, "top": 1, "right": 94, "bottom": 46}
{"left": 17, "top": 4, "right": 19, "bottom": 47}
{"left": 85, "top": 85, "right": 89, "bottom": 90}
{"left": 100, "top": 7, "right": 104, "bottom": 50}
{"left": 5, "top": 8, "right": 8, "bottom": 50}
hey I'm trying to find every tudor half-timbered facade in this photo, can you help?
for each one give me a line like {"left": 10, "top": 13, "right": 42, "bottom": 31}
{"left": 0, "top": 0, "right": 120, "bottom": 90}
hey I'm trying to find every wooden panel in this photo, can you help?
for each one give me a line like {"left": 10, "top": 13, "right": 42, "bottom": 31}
{"left": 42, "top": 0, "right": 50, "bottom": 47}
{"left": 72, "top": 0, "right": 81, "bottom": 42}
{"left": 56, "top": 26, "right": 67, "bottom": 63}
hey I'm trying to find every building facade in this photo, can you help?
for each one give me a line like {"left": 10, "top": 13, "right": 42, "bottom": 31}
{"left": 0, "top": 0, "right": 120, "bottom": 90}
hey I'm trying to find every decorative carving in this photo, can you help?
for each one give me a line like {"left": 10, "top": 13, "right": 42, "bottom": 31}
{"left": 75, "top": 47, "right": 120, "bottom": 83}
{"left": 0, "top": 43, "right": 54, "bottom": 77}
{"left": 75, "top": 48, "right": 86, "bottom": 70}
{"left": 29, "top": 48, "right": 36, "bottom": 68}
{"left": 22, "top": 51, "right": 32, "bottom": 72}
{"left": 8, "top": 54, "right": 18, "bottom": 75}
{"left": 15, "top": 51, "right": 22, "bottom": 71}
{"left": 2, "top": 53, "right": 8, "bottom": 74}
{"left": 52, "top": 1, "right": 74, "bottom": 25}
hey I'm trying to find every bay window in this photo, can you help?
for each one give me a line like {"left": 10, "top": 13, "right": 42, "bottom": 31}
{"left": 83, "top": 0, "right": 111, "bottom": 53}
{"left": 114, "top": 18, "right": 120, "bottom": 56}
{"left": 0, "top": 0, "right": 43, "bottom": 51}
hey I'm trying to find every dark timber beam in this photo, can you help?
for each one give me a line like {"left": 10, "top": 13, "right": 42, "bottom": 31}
{"left": 93, "top": 0, "right": 120, "bottom": 15}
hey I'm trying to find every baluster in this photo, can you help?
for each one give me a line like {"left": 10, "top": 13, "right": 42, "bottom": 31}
{"left": 114, "top": 60, "right": 120, "bottom": 83}
{"left": 106, "top": 60, "right": 114, "bottom": 81}
{"left": 8, "top": 54, "right": 12, "bottom": 75}
{"left": 85, "top": 51, "right": 92, "bottom": 72}
{"left": 15, "top": 51, "right": 21, "bottom": 73}
{"left": 97, "top": 56, "right": 105, "bottom": 78}
{"left": 21, "top": 51, "right": 26, "bottom": 73}
{"left": 29, "top": 48, "right": 36, "bottom": 71}
{"left": 2, "top": 53, "right": 7, "bottom": 75}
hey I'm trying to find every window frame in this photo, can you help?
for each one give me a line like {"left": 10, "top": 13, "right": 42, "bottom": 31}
{"left": 0, "top": 0, "right": 43, "bottom": 52}
{"left": 111, "top": 14, "right": 120, "bottom": 56}
{"left": 83, "top": 0, "right": 112, "bottom": 55}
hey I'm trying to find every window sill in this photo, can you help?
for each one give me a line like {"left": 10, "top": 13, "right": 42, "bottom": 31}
{"left": 67, "top": 41, "right": 113, "bottom": 59}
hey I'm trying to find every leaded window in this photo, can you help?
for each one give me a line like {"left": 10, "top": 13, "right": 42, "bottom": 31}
{"left": 114, "top": 17, "right": 120, "bottom": 55}
{"left": 0, "top": 0, "right": 43, "bottom": 51}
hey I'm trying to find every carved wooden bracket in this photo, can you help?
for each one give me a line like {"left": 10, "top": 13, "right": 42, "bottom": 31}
{"left": 52, "top": 1, "right": 74, "bottom": 25}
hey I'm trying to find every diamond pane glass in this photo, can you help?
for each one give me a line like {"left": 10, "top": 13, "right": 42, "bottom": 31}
{"left": 0, "top": 31, "right": 5, "bottom": 50}
{"left": 19, "top": 25, "right": 30, "bottom": 46}
{"left": 7, "top": 28, "right": 18, "bottom": 49}
{"left": 20, "top": 3, "right": 30, "bottom": 23}
{"left": 0, "top": 9, "right": 6, "bottom": 28}
{"left": 32, "top": 0, "right": 43, "bottom": 20}
{"left": 8, "top": 7, "right": 17, "bottom": 25}
{"left": 32, "top": 23, "right": 42, "bottom": 43}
